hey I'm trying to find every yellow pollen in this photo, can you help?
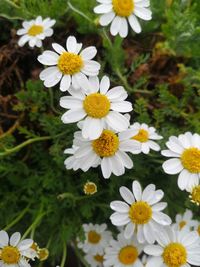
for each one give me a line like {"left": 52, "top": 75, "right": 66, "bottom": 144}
{"left": 92, "top": 130, "right": 119, "bottom": 157}
{"left": 197, "top": 225, "right": 200, "bottom": 236}
{"left": 129, "top": 201, "right": 152, "bottom": 224}
{"left": 88, "top": 231, "right": 101, "bottom": 244}
{"left": 31, "top": 242, "right": 39, "bottom": 251}
{"left": 28, "top": 25, "right": 43, "bottom": 36}
{"left": 1, "top": 246, "right": 20, "bottom": 264}
{"left": 118, "top": 246, "right": 138, "bottom": 265}
{"left": 83, "top": 93, "right": 110, "bottom": 118}
{"left": 181, "top": 148, "right": 200, "bottom": 173}
{"left": 132, "top": 129, "right": 149, "bottom": 143}
{"left": 190, "top": 185, "right": 200, "bottom": 205}
{"left": 57, "top": 52, "right": 83, "bottom": 75}
{"left": 179, "top": 221, "right": 186, "bottom": 230}
{"left": 84, "top": 182, "right": 97, "bottom": 195}
{"left": 163, "top": 243, "right": 187, "bottom": 267}
{"left": 112, "top": 0, "right": 134, "bottom": 17}
{"left": 94, "top": 254, "right": 104, "bottom": 263}
{"left": 39, "top": 248, "right": 49, "bottom": 261}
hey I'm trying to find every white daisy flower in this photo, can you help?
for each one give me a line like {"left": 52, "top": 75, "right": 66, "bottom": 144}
{"left": 78, "top": 223, "right": 112, "bottom": 255}
{"left": 38, "top": 36, "right": 100, "bottom": 92}
{"left": 0, "top": 230, "right": 34, "bottom": 267}
{"left": 144, "top": 227, "right": 200, "bottom": 267}
{"left": 60, "top": 77, "right": 132, "bottom": 140}
{"left": 64, "top": 128, "right": 141, "bottom": 179}
{"left": 174, "top": 209, "right": 198, "bottom": 231}
{"left": 104, "top": 232, "right": 144, "bottom": 267}
{"left": 161, "top": 132, "right": 200, "bottom": 191}
{"left": 94, "top": 0, "right": 152, "bottom": 38}
{"left": 129, "top": 122, "right": 163, "bottom": 154}
{"left": 85, "top": 253, "right": 104, "bottom": 267}
{"left": 110, "top": 181, "right": 172, "bottom": 243}
{"left": 187, "top": 179, "right": 200, "bottom": 206}
{"left": 17, "top": 16, "right": 55, "bottom": 48}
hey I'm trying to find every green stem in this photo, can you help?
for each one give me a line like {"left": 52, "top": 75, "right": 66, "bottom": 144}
{"left": 102, "top": 29, "right": 112, "bottom": 47}
{"left": 68, "top": 1, "right": 94, "bottom": 23}
{"left": 4, "top": 204, "right": 30, "bottom": 231}
{"left": 22, "top": 212, "right": 46, "bottom": 239}
{"left": 60, "top": 242, "right": 67, "bottom": 267}
{"left": 48, "top": 87, "right": 61, "bottom": 115}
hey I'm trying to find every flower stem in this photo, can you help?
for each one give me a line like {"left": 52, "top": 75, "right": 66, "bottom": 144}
{"left": 60, "top": 242, "right": 67, "bottom": 267}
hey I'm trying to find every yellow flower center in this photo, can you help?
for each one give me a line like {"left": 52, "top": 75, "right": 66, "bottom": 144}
{"left": 163, "top": 243, "right": 187, "bottom": 267}
{"left": 28, "top": 25, "right": 43, "bottom": 36}
{"left": 179, "top": 221, "right": 186, "bottom": 230}
{"left": 83, "top": 93, "right": 111, "bottom": 118}
{"left": 132, "top": 129, "right": 149, "bottom": 143}
{"left": 1, "top": 246, "right": 20, "bottom": 264}
{"left": 197, "top": 225, "right": 200, "bottom": 236}
{"left": 190, "top": 185, "right": 200, "bottom": 205}
{"left": 88, "top": 231, "right": 101, "bottom": 244}
{"left": 94, "top": 254, "right": 104, "bottom": 263}
{"left": 39, "top": 248, "right": 49, "bottom": 261}
{"left": 84, "top": 182, "right": 97, "bottom": 195}
{"left": 57, "top": 52, "right": 83, "bottom": 75}
{"left": 118, "top": 245, "right": 138, "bottom": 265}
{"left": 181, "top": 148, "right": 200, "bottom": 173}
{"left": 129, "top": 201, "right": 152, "bottom": 224}
{"left": 92, "top": 130, "right": 119, "bottom": 157}
{"left": 112, "top": 0, "right": 134, "bottom": 17}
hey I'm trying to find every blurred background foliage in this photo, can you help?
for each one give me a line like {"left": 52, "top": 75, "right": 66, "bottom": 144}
{"left": 0, "top": 0, "right": 200, "bottom": 266}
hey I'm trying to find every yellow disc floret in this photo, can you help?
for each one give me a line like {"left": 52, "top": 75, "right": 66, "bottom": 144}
{"left": 83, "top": 93, "right": 111, "bottom": 118}
{"left": 84, "top": 182, "right": 97, "bottom": 195}
{"left": 28, "top": 25, "right": 43, "bottom": 36}
{"left": 88, "top": 231, "right": 101, "bottom": 244}
{"left": 179, "top": 221, "right": 186, "bottom": 230}
{"left": 163, "top": 243, "right": 187, "bottom": 267}
{"left": 39, "top": 248, "right": 49, "bottom": 261}
{"left": 94, "top": 254, "right": 104, "bottom": 263}
{"left": 118, "top": 245, "right": 138, "bottom": 265}
{"left": 112, "top": 0, "right": 134, "bottom": 17}
{"left": 129, "top": 201, "right": 152, "bottom": 224}
{"left": 92, "top": 130, "right": 119, "bottom": 157}
{"left": 181, "top": 148, "right": 200, "bottom": 173}
{"left": 190, "top": 185, "right": 200, "bottom": 205}
{"left": 1, "top": 246, "right": 20, "bottom": 264}
{"left": 132, "top": 129, "right": 149, "bottom": 143}
{"left": 58, "top": 52, "right": 83, "bottom": 75}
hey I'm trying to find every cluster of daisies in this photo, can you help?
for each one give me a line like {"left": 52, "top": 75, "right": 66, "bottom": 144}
{"left": 77, "top": 181, "right": 200, "bottom": 267}
{"left": 0, "top": 230, "right": 49, "bottom": 267}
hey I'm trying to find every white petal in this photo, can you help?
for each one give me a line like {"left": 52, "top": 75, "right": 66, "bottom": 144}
{"left": 82, "top": 117, "right": 103, "bottom": 140}
{"left": 80, "top": 47, "right": 97, "bottom": 60}
{"left": 101, "top": 157, "right": 112, "bottom": 179}
{"left": 128, "top": 15, "right": 141, "bottom": 33}
{"left": 18, "top": 239, "right": 33, "bottom": 250}
{"left": 111, "top": 101, "right": 132, "bottom": 112}
{"left": 61, "top": 109, "right": 86, "bottom": 123}
{"left": 110, "top": 201, "right": 130, "bottom": 213}
{"left": 124, "top": 222, "right": 135, "bottom": 239}
{"left": 134, "top": 7, "right": 152, "bottom": 20}
{"left": 119, "top": 18, "right": 128, "bottom": 38}
{"left": 162, "top": 158, "right": 183, "bottom": 174}
{"left": 144, "top": 245, "right": 163, "bottom": 256}
{"left": 38, "top": 51, "right": 59, "bottom": 65}
{"left": 177, "top": 170, "right": 191, "bottom": 190}
{"left": 0, "top": 231, "right": 9, "bottom": 247}
{"left": 60, "top": 75, "right": 71, "bottom": 92}
{"left": 59, "top": 96, "right": 82, "bottom": 109}
{"left": 66, "top": 36, "right": 78, "bottom": 53}
{"left": 132, "top": 181, "right": 142, "bottom": 201}
{"left": 106, "top": 111, "right": 129, "bottom": 132}
{"left": 94, "top": 4, "right": 112, "bottom": 14}
{"left": 145, "top": 256, "right": 163, "bottom": 267}
{"left": 99, "top": 12, "right": 115, "bottom": 26}
{"left": 119, "top": 186, "right": 135, "bottom": 204}
{"left": 10, "top": 232, "right": 21, "bottom": 246}
{"left": 152, "top": 212, "right": 172, "bottom": 225}
{"left": 52, "top": 43, "right": 66, "bottom": 54}
{"left": 100, "top": 76, "right": 110, "bottom": 94}
{"left": 110, "top": 16, "right": 122, "bottom": 36}
{"left": 152, "top": 202, "right": 167, "bottom": 211}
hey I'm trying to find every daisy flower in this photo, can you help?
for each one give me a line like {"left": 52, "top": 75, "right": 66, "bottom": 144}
{"left": 162, "top": 132, "right": 200, "bottom": 191}
{"left": 110, "top": 181, "right": 172, "bottom": 243}
{"left": 174, "top": 209, "right": 198, "bottom": 231}
{"left": 17, "top": 16, "right": 55, "bottom": 48}
{"left": 144, "top": 227, "right": 200, "bottom": 267}
{"left": 60, "top": 76, "right": 132, "bottom": 140}
{"left": 0, "top": 230, "right": 35, "bottom": 267}
{"left": 129, "top": 122, "right": 163, "bottom": 154}
{"left": 83, "top": 181, "right": 98, "bottom": 195}
{"left": 85, "top": 253, "right": 105, "bottom": 267}
{"left": 187, "top": 179, "right": 200, "bottom": 206}
{"left": 38, "top": 36, "right": 100, "bottom": 92}
{"left": 65, "top": 128, "right": 141, "bottom": 179}
{"left": 78, "top": 223, "right": 112, "bottom": 255}
{"left": 104, "top": 232, "right": 144, "bottom": 267}
{"left": 94, "top": 0, "right": 152, "bottom": 38}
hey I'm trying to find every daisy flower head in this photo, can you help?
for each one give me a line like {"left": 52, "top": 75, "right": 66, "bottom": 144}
{"left": 78, "top": 223, "right": 112, "bottom": 255}
{"left": 65, "top": 128, "right": 141, "bottom": 179}
{"left": 85, "top": 253, "right": 105, "bottom": 267}
{"left": 144, "top": 227, "right": 200, "bottom": 267}
{"left": 110, "top": 181, "right": 172, "bottom": 243}
{"left": 162, "top": 132, "right": 200, "bottom": 191}
{"left": 84, "top": 181, "right": 98, "bottom": 195}
{"left": 104, "top": 232, "right": 144, "bottom": 267}
{"left": 38, "top": 36, "right": 100, "bottom": 92}
{"left": 129, "top": 122, "right": 163, "bottom": 154}
{"left": 94, "top": 0, "right": 152, "bottom": 38}
{"left": 0, "top": 230, "right": 35, "bottom": 267}
{"left": 174, "top": 209, "right": 198, "bottom": 231}
{"left": 17, "top": 16, "right": 55, "bottom": 48}
{"left": 60, "top": 76, "right": 132, "bottom": 140}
